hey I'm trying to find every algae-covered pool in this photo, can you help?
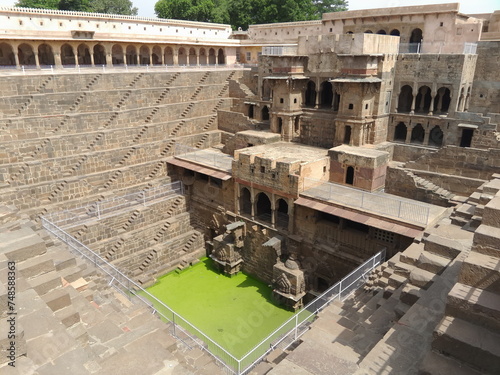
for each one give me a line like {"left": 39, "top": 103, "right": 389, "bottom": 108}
{"left": 145, "top": 258, "right": 294, "bottom": 358}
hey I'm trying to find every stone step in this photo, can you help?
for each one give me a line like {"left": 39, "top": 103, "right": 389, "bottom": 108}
{"left": 409, "top": 268, "right": 438, "bottom": 290}
{"left": 28, "top": 270, "right": 62, "bottom": 296}
{"left": 446, "top": 282, "right": 500, "bottom": 332}
{"left": 472, "top": 224, "right": 500, "bottom": 258}
{"left": 458, "top": 251, "right": 500, "bottom": 294}
{"left": 17, "top": 252, "right": 55, "bottom": 279}
{"left": 400, "top": 284, "right": 424, "bottom": 306}
{"left": 432, "top": 315, "right": 500, "bottom": 374}
{"left": 388, "top": 273, "right": 406, "bottom": 289}
{"left": 454, "top": 203, "right": 475, "bottom": 219}
{"left": 419, "top": 350, "right": 482, "bottom": 375}
{"left": 41, "top": 287, "right": 71, "bottom": 312}
{"left": 399, "top": 242, "right": 424, "bottom": 266}
{"left": 417, "top": 251, "right": 450, "bottom": 275}
{"left": 423, "top": 223, "right": 473, "bottom": 259}
{"left": 54, "top": 304, "right": 81, "bottom": 328}
{"left": 393, "top": 262, "right": 415, "bottom": 277}
{"left": 46, "top": 245, "right": 78, "bottom": 271}
{"left": 0, "top": 226, "right": 46, "bottom": 262}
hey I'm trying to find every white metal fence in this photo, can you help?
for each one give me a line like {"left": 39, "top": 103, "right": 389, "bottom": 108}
{"left": 43, "top": 181, "right": 183, "bottom": 229}
{"left": 0, "top": 63, "right": 248, "bottom": 76}
{"left": 398, "top": 42, "right": 477, "bottom": 54}
{"left": 302, "top": 178, "right": 431, "bottom": 225}
{"left": 42, "top": 195, "right": 385, "bottom": 374}
{"left": 262, "top": 46, "right": 298, "bottom": 56}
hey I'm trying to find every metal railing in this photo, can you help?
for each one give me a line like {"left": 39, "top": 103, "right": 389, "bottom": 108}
{"left": 302, "top": 178, "right": 431, "bottom": 225}
{"left": 43, "top": 181, "right": 183, "bottom": 228}
{"left": 0, "top": 63, "right": 249, "bottom": 76}
{"left": 398, "top": 42, "right": 477, "bottom": 54}
{"left": 174, "top": 144, "right": 233, "bottom": 172}
{"left": 42, "top": 197, "right": 385, "bottom": 374}
{"left": 262, "top": 46, "right": 298, "bottom": 56}
{"left": 41, "top": 217, "right": 240, "bottom": 374}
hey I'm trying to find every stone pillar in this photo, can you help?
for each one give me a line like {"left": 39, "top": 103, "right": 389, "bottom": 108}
{"left": 464, "top": 94, "right": 470, "bottom": 112}
{"left": 250, "top": 186, "right": 255, "bottom": 220}
{"left": 106, "top": 51, "right": 112, "bottom": 67}
{"left": 160, "top": 51, "right": 164, "bottom": 65}
{"left": 13, "top": 49, "right": 20, "bottom": 68}
{"left": 405, "top": 125, "right": 412, "bottom": 144}
{"left": 74, "top": 51, "right": 79, "bottom": 67}
{"left": 135, "top": 52, "right": 139, "bottom": 65}
{"left": 410, "top": 91, "right": 417, "bottom": 114}
{"left": 122, "top": 50, "right": 127, "bottom": 67}
{"left": 33, "top": 51, "right": 40, "bottom": 69}
{"left": 428, "top": 92, "right": 436, "bottom": 115}
{"left": 196, "top": 52, "right": 200, "bottom": 66}
{"left": 173, "top": 49, "right": 179, "bottom": 66}
{"left": 423, "top": 127, "right": 430, "bottom": 146}
{"left": 54, "top": 52, "right": 62, "bottom": 68}
{"left": 90, "top": 49, "right": 95, "bottom": 67}
{"left": 436, "top": 91, "right": 443, "bottom": 112}
{"left": 271, "top": 194, "right": 276, "bottom": 228}
{"left": 314, "top": 89, "right": 320, "bottom": 109}
{"left": 287, "top": 202, "right": 294, "bottom": 233}
{"left": 235, "top": 182, "right": 240, "bottom": 215}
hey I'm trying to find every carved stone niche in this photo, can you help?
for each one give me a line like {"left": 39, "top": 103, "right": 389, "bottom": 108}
{"left": 210, "top": 221, "right": 245, "bottom": 277}
{"left": 272, "top": 254, "right": 306, "bottom": 311}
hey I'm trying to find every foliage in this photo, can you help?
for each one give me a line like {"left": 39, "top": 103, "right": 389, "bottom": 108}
{"left": 90, "top": 0, "right": 138, "bottom": 15}
{"left": 14, "top": 0, "right": 60, "bottom": 9}
{"left": 155, "top": 0, "right": 348, "bottom": 29}
{"left": 15, "top": 0, "right": 138, "bottom": 15}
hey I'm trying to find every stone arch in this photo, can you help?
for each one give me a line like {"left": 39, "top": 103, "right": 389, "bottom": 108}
{"left": 152, "top": 46, "right": 162, "bottom": 65}
{"left": 410, "top": 28, "right": 423, "bottom": 43}
{"left": 276, "top": 198, "right": 289, "bottom": 229}
{"left": 38, "top": 43, "right": 55, "bottom": 66}
{"left": 398, "top": 85, "right": 413, "bottom": 112}
{"left": 262, "top": 106, "right": 270, "bottom": 121}
{"left": 217, "top": 48, "right": 225, "bottom": 65}
{"left": 344, "top": 125, "right": 352, "bottom": 144}
{"left": 189, "top": 48, "right": 197, "bottom": 66}
{"left": 240, "top": 187, "right": 252, "bottom": 215}
{"left": 435, "top": 87, "right": 451, "bottom": 113}
{"left": 346, "top": 31, "right": 354, "bottom": 34}
{"left": 111, "top": 44, "right": 124, "bottom": 65}
{"left": 377, "top": 30, "right": 387, "bottom": 35}
{"left": 199, "top": 48, "right": 207, "bottom": 65}
{"left": 394, "top": 122, "right": 407, "bottom": 142}
{"left": 126, "top": 45, "right": 137, "bottom": 65}
{"left": 256, "top": 192, "right": 272, "bottom": 220}
{"left": 178, "top": 47, "right": 187, "bottom": 65}
{"left": 60, "top": 44, "right": 75, "bottom": 66}
{"left": 164, "top": 46, "right": 174, "bottom": 65}
{"left": 345, "top": 166, "right": 354, "bottom": 185}
{"left": 0, "top": 43, "right": 15, "bottom": 66}
{"left": 18, "top": 43, "right": 36, "bottom": 65}
{"left": 429, "top": 125, "right": 443, "bottom": 147}
{"left": 410, "top": 123, "right": 425, "bottom": 144}
{"left": 364, "top": 30, "right": 373, "bottom": 34}
{"left": 390, "top": 29, "right": 400, "bottom": 36}
{"left": 305, "top": 80, "right": 316, "bottom": 107}
{"left": 208, "top": 48, "right": 216, "bottom": 65}
{"left": 320, "top": 81, "right": 333, "bottom": 108}
{"left": 93, "top": 44, "right": 106, "bottom": 65}
{"left": 139, "top": 45, "right": 150, "bottom": 65}
{"left": 415, "top": 85, "right": 432, "bottom": 112}
{"left": 77, "top": 43, "right": 91, "bottom": 65}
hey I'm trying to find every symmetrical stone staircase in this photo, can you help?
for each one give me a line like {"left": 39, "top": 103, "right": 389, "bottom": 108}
{"left": 0, "top": 206, "right": 224, "bottom": 374}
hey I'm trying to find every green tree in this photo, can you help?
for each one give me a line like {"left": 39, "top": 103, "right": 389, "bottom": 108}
{"left": 91, "top": 0, "right": 138, "bottom": 15}
{"left": 312, "top": 0, "right": 348, "bottom": 17}
{"left": 58, "top": 0, "right": 92, "bottom": 11}
{"left": 14, "top": 0, "right": 60, "bottom": 9}
{"left": 155, "top": 0, "right": 215, "bottom": 22}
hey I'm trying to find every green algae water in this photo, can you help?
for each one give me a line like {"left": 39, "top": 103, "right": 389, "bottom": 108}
{"left": 145, "top": 258, "right": 294, "bottom": 358}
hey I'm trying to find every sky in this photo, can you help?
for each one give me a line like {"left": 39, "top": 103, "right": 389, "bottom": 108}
{"left": 0, "top": 0, "right": 498, "bottom": 19}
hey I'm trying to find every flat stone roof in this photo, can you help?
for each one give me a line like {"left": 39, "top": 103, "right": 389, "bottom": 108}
{"left": 237, "top": 130, "right": 281, "bottom": 139}
{"left": 330, "top": 145, "right": 389, "bottom": 158}
{"left": 236, "top": 142, "right": 329, "bottom": 163}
